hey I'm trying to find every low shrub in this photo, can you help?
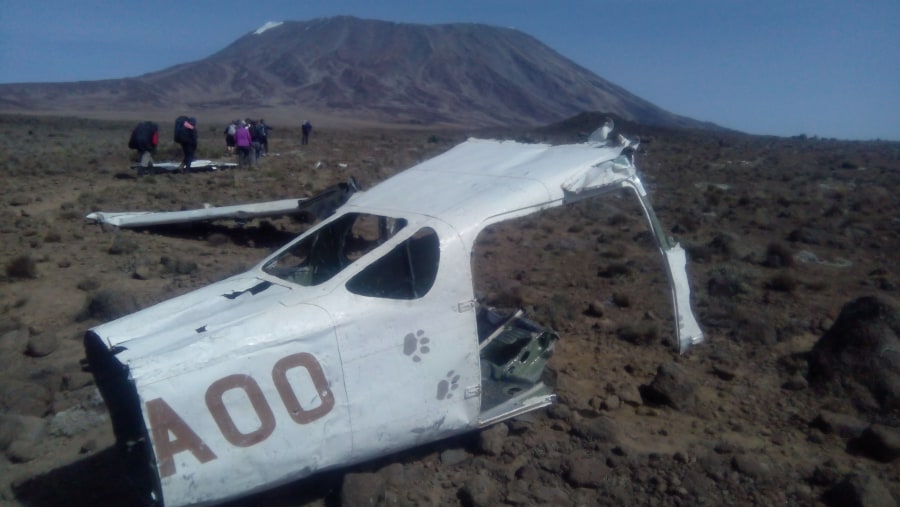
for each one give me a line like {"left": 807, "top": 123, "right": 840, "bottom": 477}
{"left": 6, "top": 255, "right": 37, "bottom": 279}
{"left": 766, "top": 272, "right": 798, "bottom": 292}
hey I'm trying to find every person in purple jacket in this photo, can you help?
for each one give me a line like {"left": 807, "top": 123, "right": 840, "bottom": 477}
{"left": 234, "top": 120, "right": 253, "bottom": 167}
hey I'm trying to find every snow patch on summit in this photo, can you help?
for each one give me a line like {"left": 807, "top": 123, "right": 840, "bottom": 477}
{"left": 255, "top": 22, "right": 284, "bottom": 35}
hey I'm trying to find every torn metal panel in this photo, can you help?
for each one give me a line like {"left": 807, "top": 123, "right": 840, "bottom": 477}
{"left": 86, "top": 178, "right": 360, "bottom": 229}
{"left": 85, "top": 198, "right": 305, "bottom": 228}
{"left": 84, "top": 133, "right": 704, "bottom": 507}
{"left": 132, "top": 159, "right": 238, "bottom": 174}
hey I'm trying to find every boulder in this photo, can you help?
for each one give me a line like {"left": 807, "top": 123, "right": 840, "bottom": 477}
{"left": 477, "top": 422, "right": 507, "bottom": 456}
{"left": 459, "top": 475, "right": 498, "bottom": 507}
{"left": 440, "top": 448, "right": 470, "bottom": 466}
{"left": 853, "top": 424, "right": 900, "bottom": 463}
{"left": 48, "top": 408, "right": 107, "bottom": 438}
{"left": 640, "top": 362, "right": 699, "bottom": 413}
{"left": 0, "top": 380, "right": 52, "bottom": 416}
{"left": 571, "top": 415, "right": 621, "bottom": 444}
{"left": 26, "top": 332, "right": 60, "bottom": 357}
{"left": 0, "top": 327, "right": 29, "bottom": 355}
{"left": 810, "top": 410, "right": 869, "bottom": 439}
{"left": 808, "top": 296, "right": 900, "bottom": 413}
{"left": 565, "top": 456, "right": 609, "bottom": 488}
{"left": 824, "top": 473, "right": 896, "bottom": 507}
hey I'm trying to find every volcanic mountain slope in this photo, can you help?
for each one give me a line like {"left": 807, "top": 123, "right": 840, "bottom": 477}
{"left": 0, "top": 17, "right": 715, "bottom": 129}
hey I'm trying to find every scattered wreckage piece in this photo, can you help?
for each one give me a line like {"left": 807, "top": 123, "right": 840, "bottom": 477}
{"left": 84, "top": 179, "right": 360, "bottom": 229}
{"left": 84, "top": 129, "right": 703, "bottom": 507}
{"left": 85, "top": 198, "right": 305, "bottom": 229}
{"left": 133, "top": 159, "right": 239, "bottom": 175}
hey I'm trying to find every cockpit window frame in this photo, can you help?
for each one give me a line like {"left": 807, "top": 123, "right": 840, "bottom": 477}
{"left": 260, "top": 212, "right": 408, "bottom": 287}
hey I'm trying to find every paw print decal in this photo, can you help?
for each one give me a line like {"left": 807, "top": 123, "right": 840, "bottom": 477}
{"left": 403, "top": 330, "right": 430, "bottom": 362}
{"left": 436, "top": 371, "right": 460, "bottom": 400}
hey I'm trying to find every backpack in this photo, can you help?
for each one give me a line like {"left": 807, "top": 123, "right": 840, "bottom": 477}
{"left": 128, "top": 125, "right": 140, "bottom": 150}
{"left": 129, "top": 121, "right": 158, "bottom": 151}
{"left": 256, "top": 123, "right": 267, "bottom": 139}
{"left": 226, "top": 123, "right": 236, "bottom": 136}
{"left": 174, "top": 116, "right": 195, "bottom": 144}
{"left": 174, "top": 116, "right": 188, "bottom": 143}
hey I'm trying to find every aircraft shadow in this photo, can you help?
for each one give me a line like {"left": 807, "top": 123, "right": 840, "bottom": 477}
{"left": 14, "top": 435, "right": 476, "bottom": 506}
{"left": 12, "top": 447, "right": 146, "bottom": 506}
{"left": 11, "top": 444, "right": 342, "bottom": 507}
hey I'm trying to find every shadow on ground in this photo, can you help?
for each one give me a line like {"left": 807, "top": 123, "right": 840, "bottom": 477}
{"left": 12, "top": 445, "right": 343, "bottom": 507}
{"left": 12, "top": 447, "right": 145, "bottom": 506}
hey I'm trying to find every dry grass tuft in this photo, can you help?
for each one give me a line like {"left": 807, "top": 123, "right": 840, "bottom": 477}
{"left": 766, "top": 272, "right": 798, "bottom": 292}
{"left": 108, "top": 234, "right": 139, "bottom": 255}
{"left": 763, "top": 242, "right": 794, "bottom": 268}
{"left": 597, "top": 262, "right": 631, "bottom": 278}
{"left": 78, "top": 289, "right": 141, "bottom": 322}
{"left": 616, "top": 323, "right": 659, "bottom": 346}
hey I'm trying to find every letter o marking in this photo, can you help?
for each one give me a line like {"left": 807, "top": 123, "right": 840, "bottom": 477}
{"left": 272, "top": 352, "right": 334, "bottom": 424}
{"left": 205, "top": 374, "right": 276, "bottom": 447}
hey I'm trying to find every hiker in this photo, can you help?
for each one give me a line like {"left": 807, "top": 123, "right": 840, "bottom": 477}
{"left": 234, "top": 120, "right": 253, "bottom": 167}
{"left": 258, "top": 119, "right": 271, "bottom": 156}
{"left": 128, "top": 121, "right": 158, "bottom": 172}
{"left": 301, "top": 120, "right": 312, "bottom": 145}
{"left": 224, "top": 120, "right": 237, "bottom": 155}
{"left": 174, "top": 116, "right": 198, "bottom": 172}
{"left": 247, "top": 119, "right": 262, "bottom": 164}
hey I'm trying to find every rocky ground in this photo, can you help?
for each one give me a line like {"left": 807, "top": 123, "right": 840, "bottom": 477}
{"left": 0, "top": 113, "right": 898, "bottom": 506}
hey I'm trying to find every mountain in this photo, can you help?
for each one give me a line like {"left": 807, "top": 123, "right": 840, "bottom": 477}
{"left": 0, "top": 17, "right": 716, "bottom": 129}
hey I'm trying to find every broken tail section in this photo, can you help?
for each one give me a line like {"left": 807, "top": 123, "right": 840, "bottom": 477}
{"left": 624, "top": 178, "right": 704, "bottom": 353}
{"left": 562, "top": 145, "right": 704, "bottom": 353}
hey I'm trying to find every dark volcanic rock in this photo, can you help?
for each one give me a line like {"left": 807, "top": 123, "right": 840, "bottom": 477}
{"left": 459, "top": 475, "right": 499, "bottom": 507}
{"left": 0, "top": 380, "right": 52, "bottom": 416}
{"left": 808, "top": 296, "right": 900, "bottom": 413}
{"left": 340, "top": 472, "right": 385, "bottom": 507}
{"left": 853, "top": 424, "right": 900, "bottom": 463}
{"left": 571, "top": 415, "right": 622, "bottom": 444}
{"left": 565, "top": 456, "right": 609, "bottom": 488}
{"left": 0, "top": 327, "right": 29, "bottom": 355}
{"left": 731, "top": 454, "right": 772, "bottom": 479}
{"left": 640, "top": 362, "right": 699, "bottom": 413}
{"left": 824, "top": 473, "right": 897, "bottom": 507}
{"left": 440, "top": 448, "right": 470, "bottom": 466}
{"left": 25, "top": 332, "right": 60, "bottom": 357}
{"left": 477, "top": 422, "right": 508, "bottom": 456}
{"left": 810, "top": 410, "right": 870, "bottom": 439}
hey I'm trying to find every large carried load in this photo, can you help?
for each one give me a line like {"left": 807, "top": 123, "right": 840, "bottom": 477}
{"left": 173, "top": 116, "right": 196, "bottom": 144}
{"left": 128, "top": 121, "right": 158, "bottom": 152}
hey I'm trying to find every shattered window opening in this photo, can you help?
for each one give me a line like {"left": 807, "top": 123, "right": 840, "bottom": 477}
{"left": 263, "top": 213, "right": 407, "bottom": 286}
{"left": 346, "top": 227, "right": 440, "bottom": 299}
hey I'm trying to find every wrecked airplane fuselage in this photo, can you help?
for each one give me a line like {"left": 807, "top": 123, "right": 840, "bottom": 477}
{"left": 84, "top": 134, "right": 703, "bottom": 506}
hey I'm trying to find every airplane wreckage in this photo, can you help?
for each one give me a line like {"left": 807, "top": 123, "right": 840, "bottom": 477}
{"left": 133, "top": 159, "right": 239, "bottom": 175}
{"left": 84, "top": 125, "right": 704, "bottom": 506}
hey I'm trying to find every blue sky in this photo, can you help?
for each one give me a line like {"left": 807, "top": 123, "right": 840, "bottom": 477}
{"left": 1, "top": 0, "right": 897, "bottom": 140}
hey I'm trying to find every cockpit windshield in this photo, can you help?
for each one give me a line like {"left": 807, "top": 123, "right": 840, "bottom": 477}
{"left": 262, "top": 213, "right": 407, "bottom": 286}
